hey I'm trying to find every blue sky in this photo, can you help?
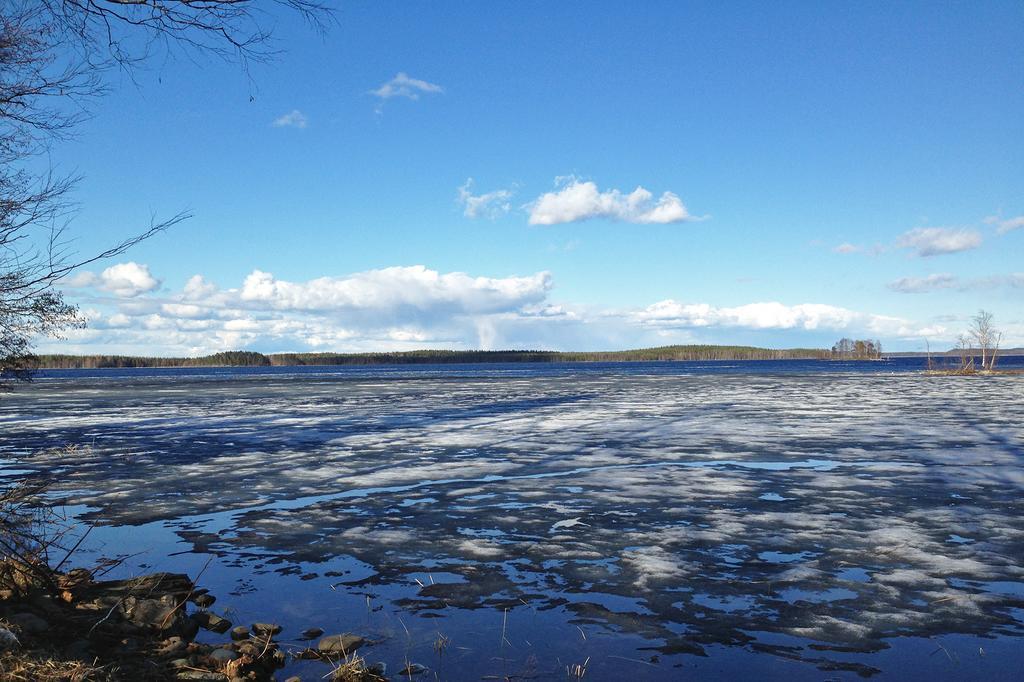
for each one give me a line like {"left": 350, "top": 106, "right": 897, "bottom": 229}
{"left": 47, "top": 1, "right": 1023, "bottom": 355}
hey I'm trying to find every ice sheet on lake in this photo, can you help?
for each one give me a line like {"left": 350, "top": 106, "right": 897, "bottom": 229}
{"left": 3, "top": 370, "right": 1024, "bottom": 676}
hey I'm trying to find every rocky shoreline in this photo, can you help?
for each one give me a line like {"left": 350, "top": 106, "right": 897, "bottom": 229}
{"left": 0, "top": 568, "right": 383, "bottom": 681}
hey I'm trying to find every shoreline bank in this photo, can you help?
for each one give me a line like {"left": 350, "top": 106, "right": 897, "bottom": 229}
{"left": 0, "top": 567, "right": 380, "bottom": 682}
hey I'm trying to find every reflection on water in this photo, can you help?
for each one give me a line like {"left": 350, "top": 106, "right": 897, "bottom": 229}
{"left": 2, "top": 363, "right": 1024, "bottom": 679}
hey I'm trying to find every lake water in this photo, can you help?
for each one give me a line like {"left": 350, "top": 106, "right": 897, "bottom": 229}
{"left": 2, "top": 359, "right": 1024, "bottom": 679}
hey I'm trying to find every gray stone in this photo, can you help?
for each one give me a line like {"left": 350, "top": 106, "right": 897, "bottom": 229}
{"left": 230, "top": 625, "right": 250, "bottom": 641}
{"left": 207, "top": 614, "right": 231, "bottom": 634}
{"left": 316, "top": 633, "right": 366, "bottom": 654}
{"left": 102, "top": 572, "right": 194, "bottom": 599}
{"left": 169, "top": 658, "right": 190, "bottom": 669}
{"left": 126, "top": 598, "right": 178, "bottom": 631}
{"left": 209, "top": 647, "right": 239, "bottom": 665}
{"left": 284, "top": 677, "right": 302, "bottom": 682}
{"left": 192, "top": 593, "right": 216, "bottom": 608}
{"left": 0, "top": 628, "right": 18, "bottom": 652}
{"left": 251, "top": 622, "right": 282, "bottom": 636}
{"left": 193, "top": 611, "right": 232, "bottom": 634}
{"left": 300, "top": 627, "right": 323, "bottom": 640}
{"left": 237, "top": 642, "right": 259, "bottom": 657}
{"left": 8, "top": 612, "right": 48, "bottom": 634}
{"left": 398, "top": 663, "right": 428, "bottom": 676}
{"left": 157, "top": 636, "right": 187, "bottom": 657}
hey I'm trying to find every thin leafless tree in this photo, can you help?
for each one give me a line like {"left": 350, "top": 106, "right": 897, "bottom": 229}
{"left": 968, "top": 310, "right": 1001, "bottom": 371}
{"left": 955, "top": 335, "right": 974, "bottom": 373}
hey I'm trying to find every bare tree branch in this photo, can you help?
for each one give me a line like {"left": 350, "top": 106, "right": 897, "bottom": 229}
{"left": 1, "top": 0, "right": 334, "bottom": 386}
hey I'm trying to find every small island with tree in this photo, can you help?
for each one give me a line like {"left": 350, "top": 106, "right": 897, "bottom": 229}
{"left": 830, "top": 338, "right": 883, "bottom": 360}
{"left": 928, "top": 310, "right": 1017, "bottom": 375}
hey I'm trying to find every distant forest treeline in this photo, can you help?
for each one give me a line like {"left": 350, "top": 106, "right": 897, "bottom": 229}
{"left": 272, "top": 346, "right": 832, "bottom": 365}
{"left": 36, "top": 345, "right": 832, "bottom": 368}
{"left": 36, "top": 351, "right": 272, "bottom": 369}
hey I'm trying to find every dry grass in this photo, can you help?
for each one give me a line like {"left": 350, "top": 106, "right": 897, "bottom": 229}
{"left": 566, "top": 656, "right": 590, "bottom": 679}
{"left": 432, "top": 631, "right": 450, "bottom": 656}
{"left": 329, "top": 651, "right": 386, "bottom": 681}
{"left": 0, "top": 654, "right": 106, "bottom": 682}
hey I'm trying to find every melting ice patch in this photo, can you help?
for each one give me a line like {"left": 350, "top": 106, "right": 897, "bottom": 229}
{"left": 3, "top": 369, "right": 1024, "bottom": 678}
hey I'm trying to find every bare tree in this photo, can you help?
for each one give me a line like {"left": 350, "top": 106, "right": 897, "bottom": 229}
{"left": 36, "top": 0, "right": 332, "bottom": 78}
{"left": 968, "top": 310, "right": 1000, "bottom": 371}
{"left": 955, "top": 334, "right": 974, "bottom": 373}
{"left": 990, "top": 329, "right": 1003, "bottom": 371}
{"left": 1, "top": 0, "right": 332, "bottom": 386}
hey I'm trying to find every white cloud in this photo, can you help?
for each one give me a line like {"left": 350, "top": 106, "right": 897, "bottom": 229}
{"left": 183, "top": 275, "right": 218, "bottom": 301}
{"left": 887, "top": 273, "right": 958, "bottom": 294}
{"left": 57, "top": 262, "right": 1004, "bottom": 354}
{"left": 889, "top": 272, "right": 1024, "bottom": 294}
{"left": 65, "top": 262, "right": 161, "bottom": 297}
{"left": 106, "top": 313, "right": 131, "bottom": 328}
{"left": 898, "top": 227, "right": 982, "bottom": 257}
{"left": 272, "top": 109, "right": 308, "bottom": 129}
{"left": 370, "top": 72, "right": 443, "bottom": 104}
{"left": 56, "top": 264, "right": 562, "bottom": 355}
{"left": 635, "top": 300, "right": 860, "bottom": 331}
{"left": 984, "top": 214, "right": 1024, "bottom": 235}
{"left": 528, "top": 178, "right": 695, "bottom": 225}
{"left": 161, "top": 303, "right": 207, "bottom": 318}
{"left": 830, "top": 242, "right": 886, "bottom": 256}
{"left": 632, "top": 300, "right": 939, "bottom": 338}
{"left": 457, "top": 179, "right": 513, "bottom": 219}
{"left": 237, "top": 265, "right": 550, "bottom": 315}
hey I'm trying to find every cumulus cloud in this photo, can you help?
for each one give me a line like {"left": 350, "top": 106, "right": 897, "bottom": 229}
{"left": 161, "top": 303, "right": 207, "bottom": 319}
{"left": 370, "top": 73, "right": 443, "bottom": 104}
{"left": 984, "top": 214, "right": 1024, "bottom": 235}
{"left": 833, "top": 243, "right": 861, "bottom": 254}
{"left": 106, "top": 313, "right": 131, "bottom": 328}
{"left": 54, "top": 264, "right": 564, "bottom": 355}
{"left": 183, "top": 275, "right": 218, "bottom": 301}
{"left": 237, "top": 266, "right": 551, "bottom": 315}
{"left": 65, "top": 262, "right": 161, "bottom": 297}
{"left": 457, "top": 179, "right": 513, "bottom": 219}
{"left": 528, "top": 178, "right": 695, "bottom": 225}
{"left": 898, "top": 227, "right": 982, "bottom": 257}
{"left": 55, "top": 262, "right": 986, "bottom": 354}
{"left": 271, "top": 109, "right": 308, "bottom": 128}
{"left": 632, "top": 300, "right": 934, "bottom": 338}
